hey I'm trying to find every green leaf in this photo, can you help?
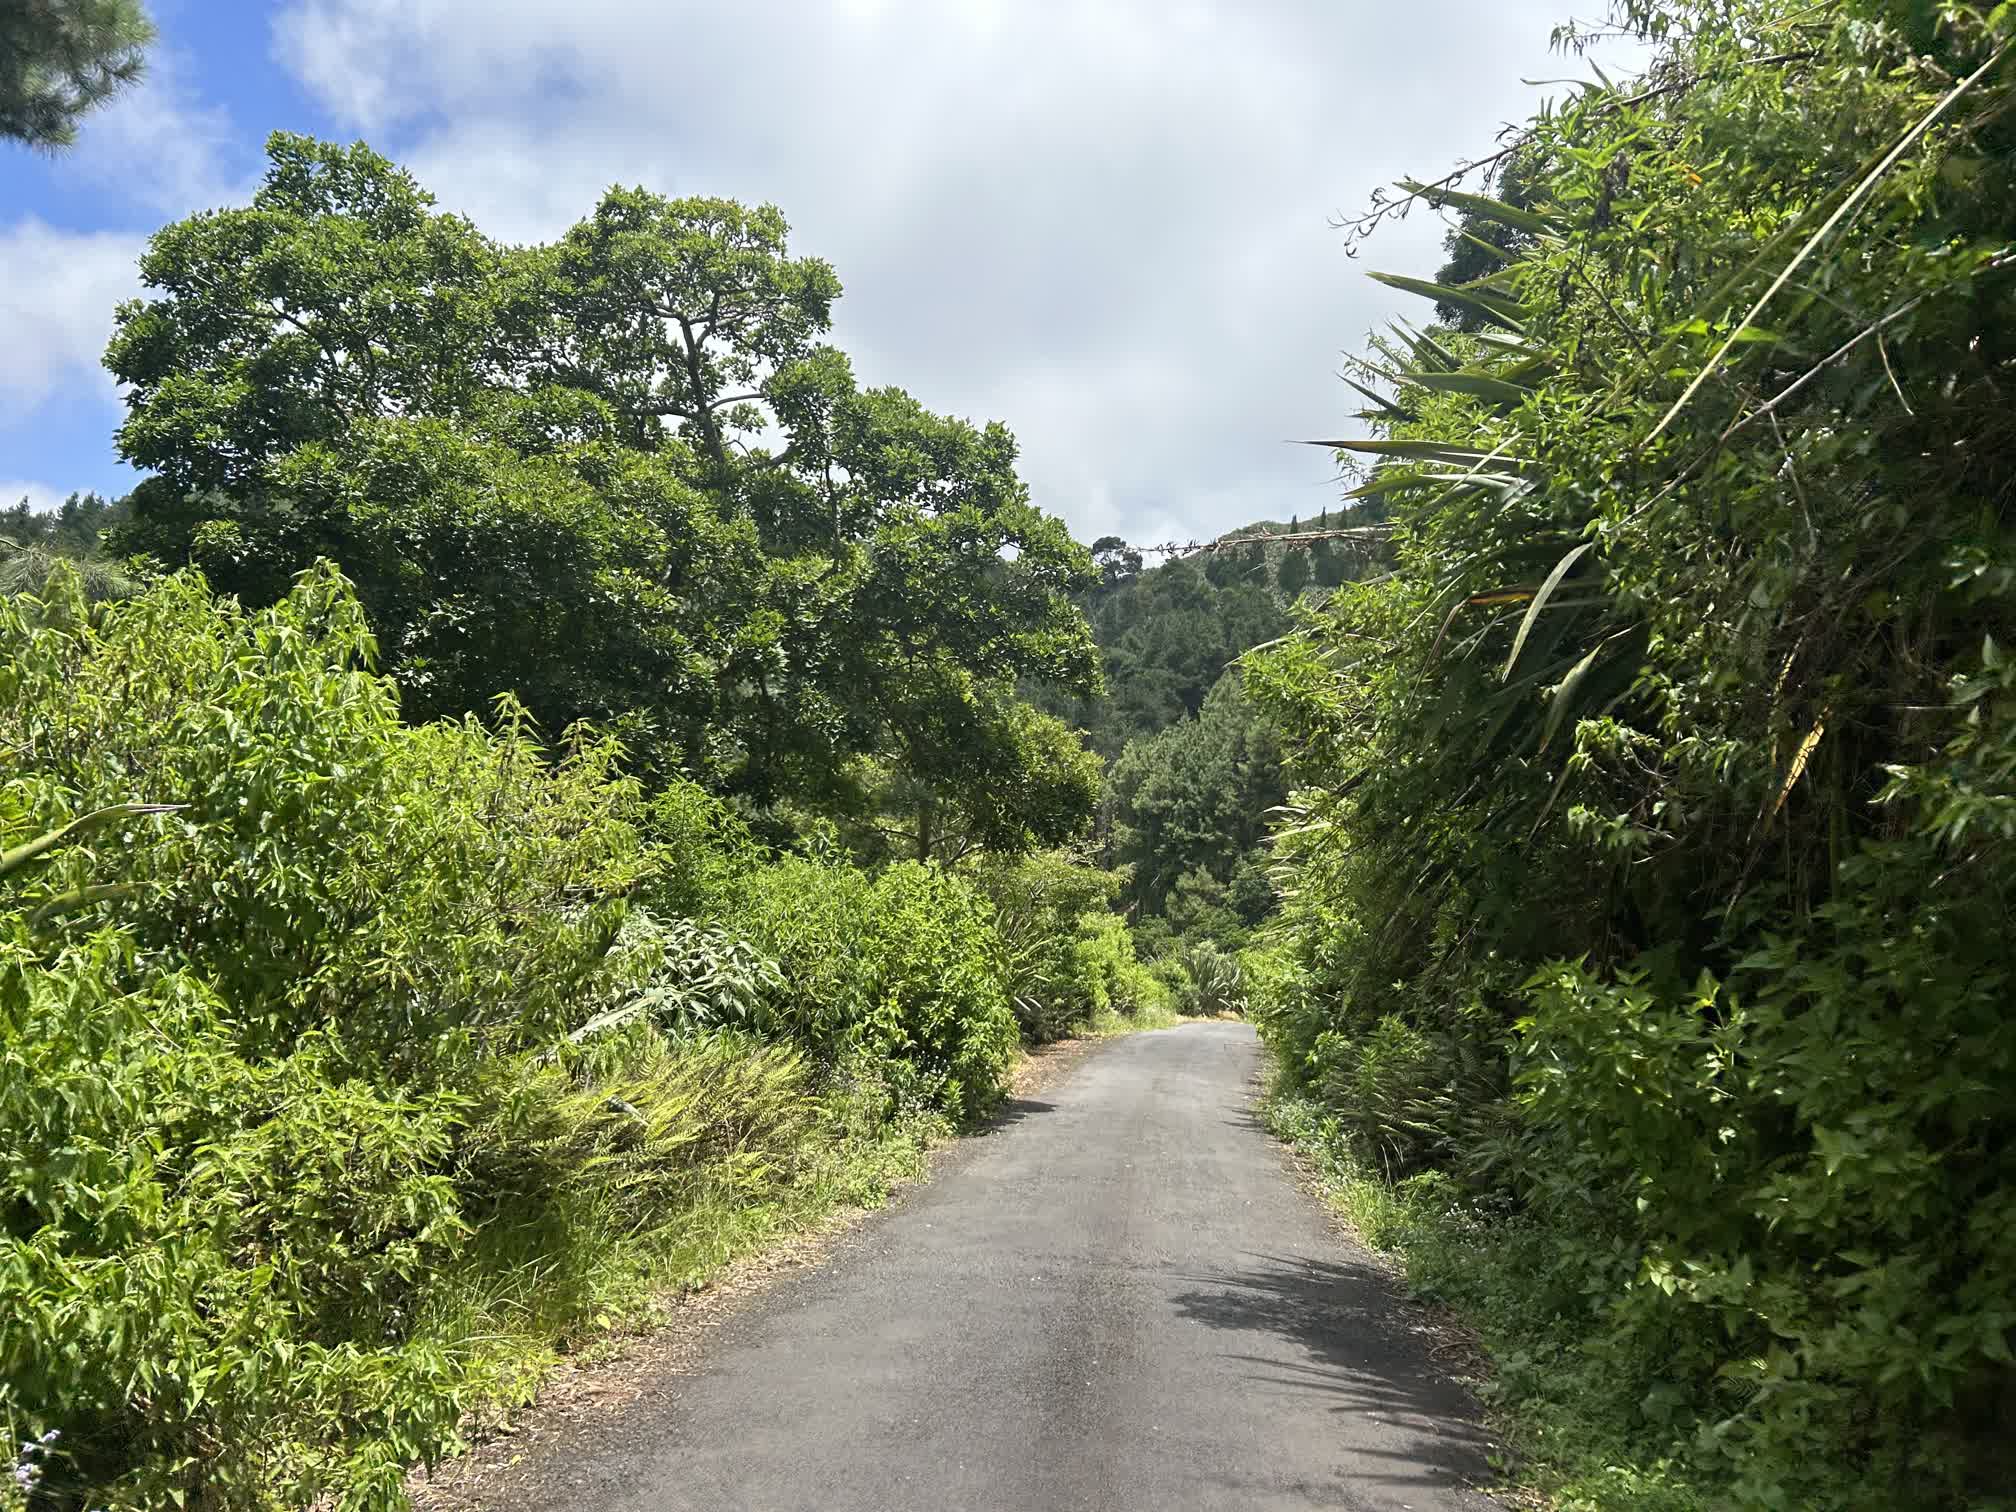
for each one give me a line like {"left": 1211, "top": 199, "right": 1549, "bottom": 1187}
{"left": 0, "top": 802, "right": 186, "bottom": 877}
{"left": 1409, "top": 371, "right": 1534, "bottom": 407}
{"left": 1341, "top": 374, "right": 1410, "bottom": 419}
{"left": 1308, "top": 437, "right": 1544, "bottom": 476}
{"left": 1504, "top": 542, "right": 1596, "bottom": 679}
{"left": 1399, "top": 178, "right": 1555, "bottom": 235}
{"left": 1370, "top": 270, "right": 1530, "bottom": 333}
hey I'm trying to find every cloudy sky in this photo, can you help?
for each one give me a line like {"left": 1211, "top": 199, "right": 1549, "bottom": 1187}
{"left": 1, "top": 0, "right": 1603, "bottom": 546}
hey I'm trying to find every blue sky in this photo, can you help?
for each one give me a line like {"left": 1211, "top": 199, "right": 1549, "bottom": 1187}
{"left": 2, "top": 0, "right": 1604, "bottom": 543}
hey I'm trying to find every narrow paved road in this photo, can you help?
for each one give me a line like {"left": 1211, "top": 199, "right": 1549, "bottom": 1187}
{"left": 501, "top": 1022, "right": 1497, "bottom": 1511}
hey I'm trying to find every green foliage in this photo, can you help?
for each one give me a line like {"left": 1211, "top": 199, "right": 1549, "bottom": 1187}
{"left": 640, "top": 777, "right": 762, "bottom": 917}
{"left": 1250, "top": 3, "right": 2016, "bottom": 1505}
{"left": 601, "top": 911, "right": 787, "bottom": 1039}
{"left": 1266, "top": 1089, "right": 1703, "bottom": 1512}
{"left": 1066, "top": 910, "right": 1169, "bottom": 1026}
{"left": 1041, "top": 550, "right": 1294, "bottom": 761}
{"left": 0, "top": 564, "right": 993, "bottom": 1506}
{"left": 732, "top": 857, "right": 1019, "bottom": 1121}
{"left": 0, "top": 492, "right": 140, "bottom": 603}
{"left": 1172, "top": 941, "right": 1246, "bottom": 1018}
{"left": 1430, "top": 152, "right": 1547, "bottom": 332}
{"left": 1107, "top": 673, "right": 1282, "bottom": 931}
{"left": 964, "top": 850, "right": 1118, "bottom": 1041}
{"left": 964, "top": 851, "right": 1166, "bottom": 1040}
{"left": 0, "top": 0, "right": 153, "bottom": 148}
{"left": 106, "top": 135, "right": 1099, "bottom": 820}
{"left": 833, "top": 701, "right": 1103, "bottom": 865}
{"left": 0, "top": 491, "right": 127, "bottom": 557}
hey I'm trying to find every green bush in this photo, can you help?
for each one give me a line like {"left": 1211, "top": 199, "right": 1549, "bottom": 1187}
{"left": 1066, "top": 909, "right": 1166, "bottom": 1024}
{"left": 1246, "top": 2, "right": 2016, "bottom": 1504}
{"left": 0, "top": 562, "right": 647, "bottom": 1065}
{"left": 1173, "top": 941, "right": 1246, "bottom": 1018}
{"left": 0, "top": 565, "right": 957, "bottom": 1507}
{"left": 599, "top": 910, "right": 787, "bottom": 1039}
{"left": 734, "top": 856, "right": 1019, "bottom": 1120}
{"left": 963, "top": 850, "right": 1131, "bottom": 1041}
{"left": 640, "top": 778, "right": 762, "bottom": 918}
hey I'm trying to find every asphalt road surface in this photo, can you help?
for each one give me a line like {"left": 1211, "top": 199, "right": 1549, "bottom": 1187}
{"left": 501, "top": 1021, "right": 1498, "bottom": 1511}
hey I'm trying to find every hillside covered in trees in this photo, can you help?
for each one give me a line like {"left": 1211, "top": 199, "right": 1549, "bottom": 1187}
{"left": 4, "top": 0, "right": 2015, "bottom": 1508}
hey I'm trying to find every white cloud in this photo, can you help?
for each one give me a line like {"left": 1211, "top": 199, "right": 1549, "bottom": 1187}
{"left": 65, "top": 47, "right": 250, "bottom": 216}
{"left": 0, "top": 480, "right": 68, "bottom": 514}
{"left": 273, "top": 0, "right": 1618, "bottom": 545}
{"left": 0, "top": 220, "right": 143, "bottom": 420}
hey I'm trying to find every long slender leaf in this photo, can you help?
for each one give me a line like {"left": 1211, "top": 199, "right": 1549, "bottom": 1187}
{"left": 1, "top": 802, "right": 187, "bottom": 877}
{"left": 1388, "top": 320, "right": 1463, "bottom": 373}
{"left": 1308, "top": 437, "right": 1544, "bottom": 475}
{"left": 1409, "top": 371, "right": 1534, "bottom": 406}
{"left": 1646, "top": 38, "right": 2010, "bottom": 444}
{"left": 1371, "top": 270, "right": 1530, "bottom": 333}
{"left": 1342, "top": 374, "right": 1410, "bottom": 418}
{"left": 1400, "top": 177, "right": 1556, "bottom": 235}
{"left": 1504, "top": 542, "right": 1596, "bottom": 679}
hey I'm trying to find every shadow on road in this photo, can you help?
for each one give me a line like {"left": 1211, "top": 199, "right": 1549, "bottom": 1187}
{"left": 973, "top": 1097, "right": 1056, "bottom": 1135}
{"left": 1169, "top": 1253, "right": 1498, "bottom": 1500}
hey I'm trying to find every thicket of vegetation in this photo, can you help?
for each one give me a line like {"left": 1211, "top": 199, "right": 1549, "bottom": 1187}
{"left": 1035, "top": 528, "right": 1374, "bottom": 973}
{"left": 1248, "top": 1, "right": 2016, "bottom": 1506}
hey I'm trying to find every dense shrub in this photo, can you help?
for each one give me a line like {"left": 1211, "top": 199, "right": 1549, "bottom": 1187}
{"left": 733, "top": 857, "right": 1019, "bottom": 1120}
{"left": 0, "top": 563, "right": 646, "bottom": 1066}
{"left": 1066, "top": 910, "right": 1167, "bottom": 1023}
{"left": 1248, "top": 2, "right": 2016, "bottom": 1504}
{"left": 0, "top": 565, "right": 987, "bottom": 1507}
{"left": 640, "top": 778, "right": 762, "bottom": 918}
{"left": 963, "top": 851, "right": 1167, "bottom": 1039}
{"left": 601, "top": 911, "right": 788, "bottom": 1039}
{"left": 1172, "top": 941, "right": 1246, "bottom": 1018}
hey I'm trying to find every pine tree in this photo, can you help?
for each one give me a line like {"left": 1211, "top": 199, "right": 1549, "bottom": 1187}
{"left": 1, "top": 1, "right": 155, "bottom": 148}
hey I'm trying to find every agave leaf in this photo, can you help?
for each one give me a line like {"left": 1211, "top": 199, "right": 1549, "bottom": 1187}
{"left": 1454, "top": 230, "right": 1518, "bottom": 266}
{"left": 26, "top": 882, "right": 138, "bottom": 931}
{"left": 1413, "top": 472, "right": 1534, "bottom": 505}
{"left": 1342, "top": 374, "right": 1411, "bottom": 419}
{"left": 1504, "top": 542, "right": 1596, "bottom": 679}
{"left": 1410, "top": 371, "right": 1533, "bottom": 406}
{"left": 1340, "top": 470, "right": 1417, "bottom": 503}
{"left": 1386, "top": 320, "right": 1463, "bottom": 374}
{"left": 1309, "top": 437, "right": 1544, "bottom": 475}
{"left": 1471, "top": 331, "right": 1547, "bottom": 360}
{"left": 1541, "top": 629, "right": 1640, "bottom": 751}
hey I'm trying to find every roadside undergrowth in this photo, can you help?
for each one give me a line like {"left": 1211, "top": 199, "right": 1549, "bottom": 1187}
{"left": 423, "top": 1069, "right": 945, "bottom": 1438}
{"left": 1262, "top": 1080, "right": 1704, "bottom": 1512}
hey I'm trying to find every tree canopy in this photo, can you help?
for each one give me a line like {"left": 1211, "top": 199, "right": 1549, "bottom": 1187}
{"left": 108, "top": 134, "right": 1101, "bottom": 846}
{"left": 0, "top": 0, "right": 153, "bottom": 147}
